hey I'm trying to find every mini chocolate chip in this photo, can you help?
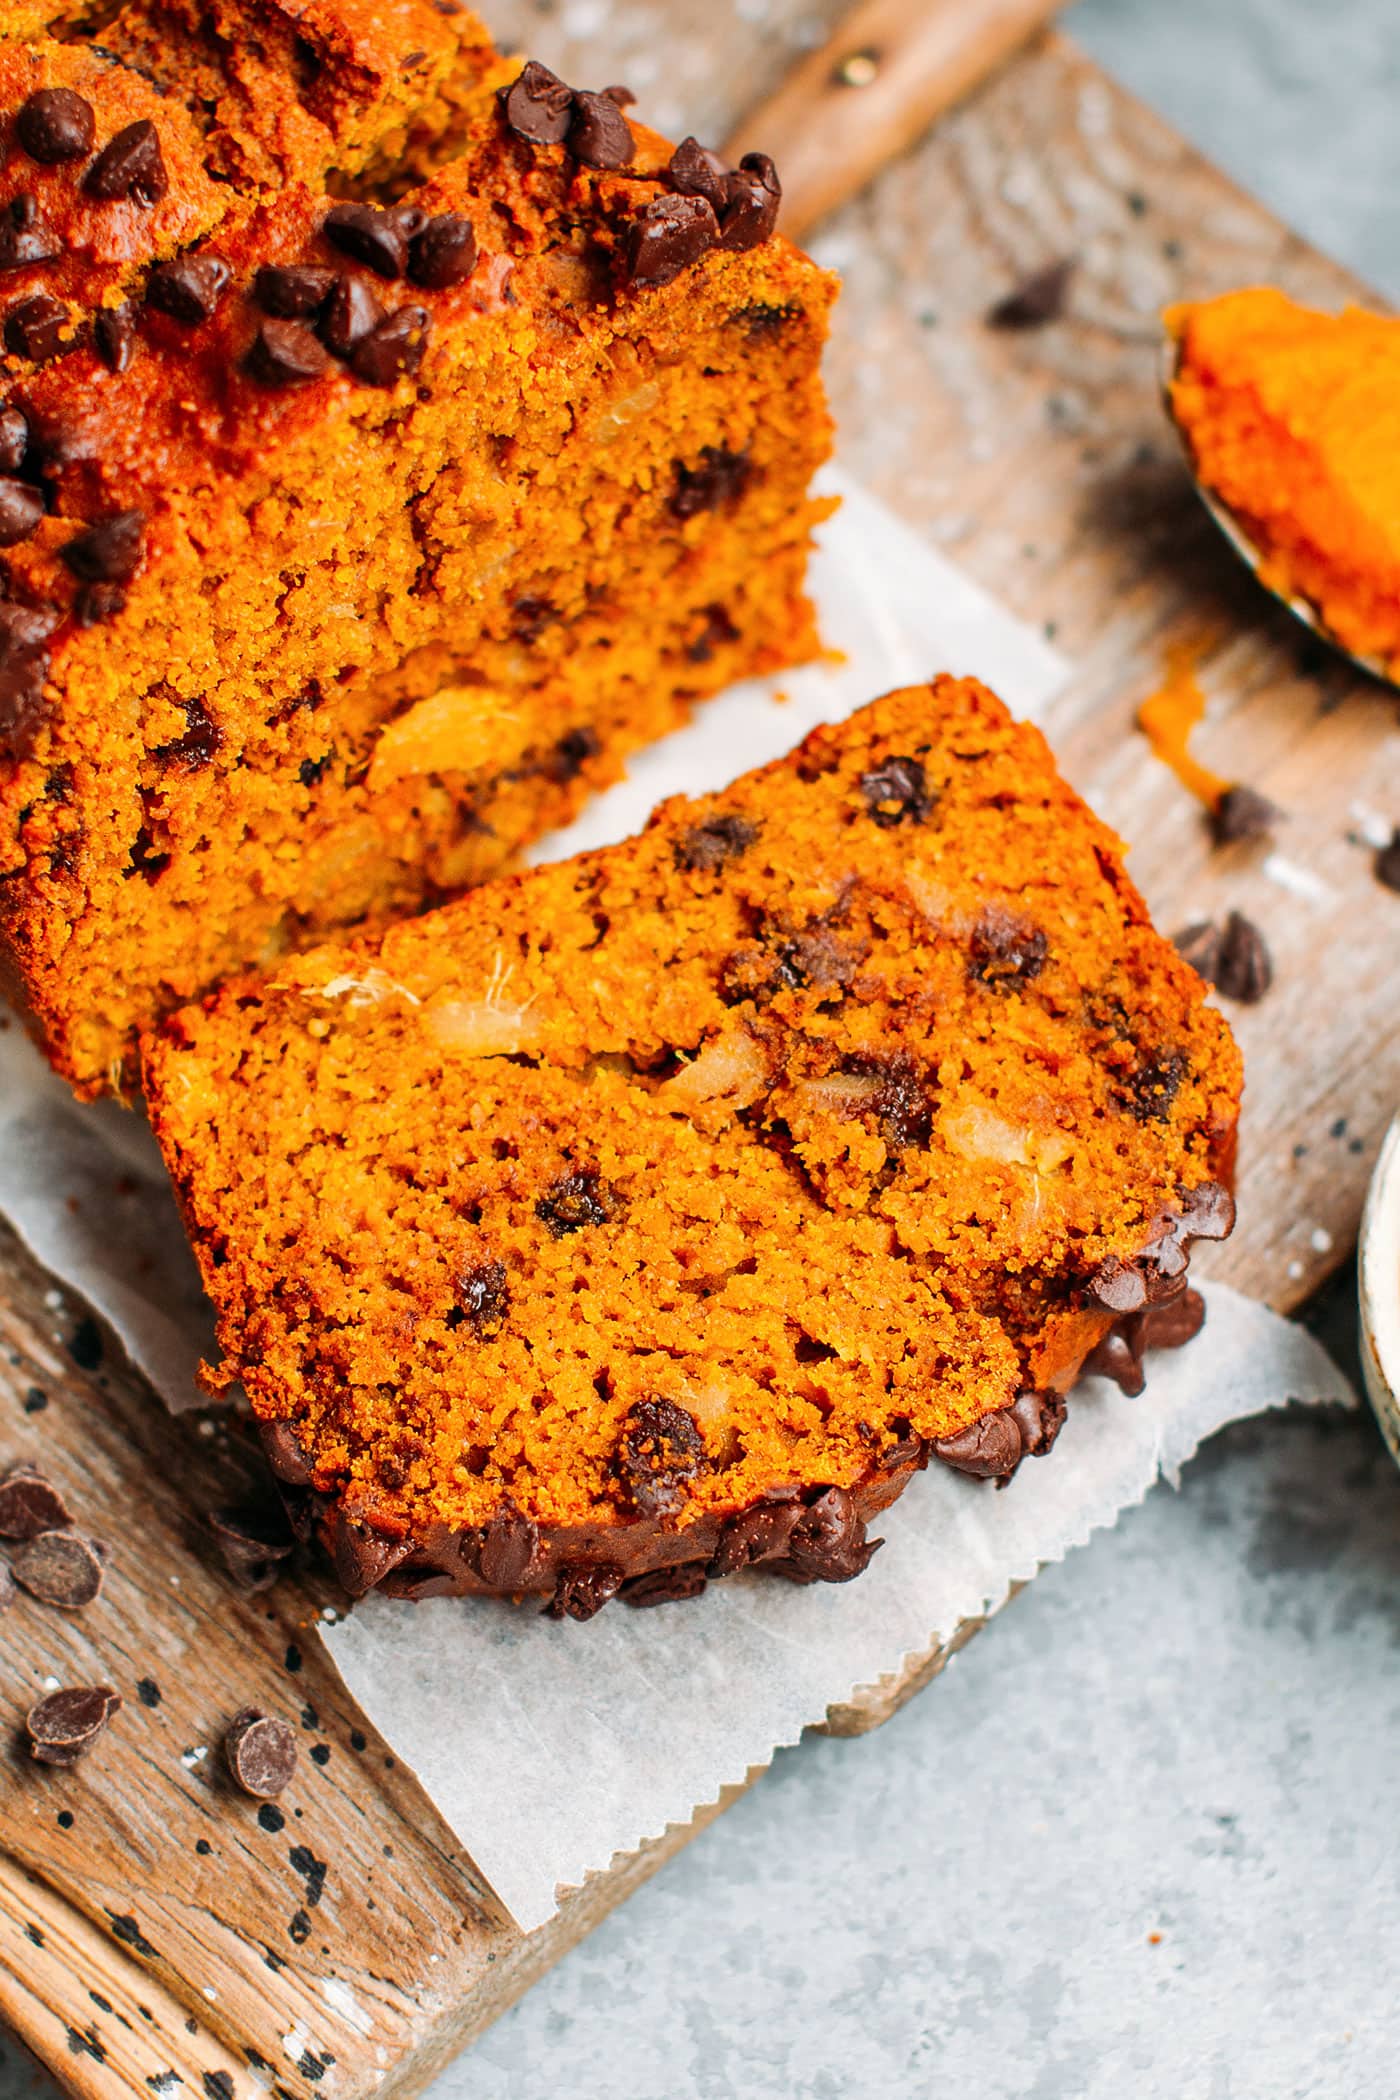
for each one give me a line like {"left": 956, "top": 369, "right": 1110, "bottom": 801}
{"left": 4, "top": 292, "right": 76, "bottom": 363}
{"left": 675, "top": 812, "right": 758, "bottom": 873}
{"left": 708, "top": 1498, "right": 801, "bottom": 1577}
{"left": 932, "top": 1410, "right": 1024, "bottom": 1479}
{"left": 208, "top": 1504, "right": 295, "bottom": 1592}
{"left": 627, "top": 194, "right": 718, "bottom": 292}
{"left": 11, "top": 1529, "right": 105, "bottom": 1609}
{"left": 1201, "top": 910, "right": 1272, "bottom": 1003}
{"left": 671, "top": 444, "right": 751, "bottom": 519}
{"left": 225, "top": 1708, "right": 298, "bottom": 1798}
{"left": 84, "top": 120, "right": 168, "bottom": 205}
{"left": 0, "top": 477, "right": 44, "bottom": 546}
{"left": 1087, "top": 1255, "right": 1148, "bottom": 1315}
{"left": 349, "top": 305, "right": 430, "bottom": 386}
{"left": 0, "top": 406, "right": 28, "bottom": 473}
{"left": 145, "top": 254, "right": 230, "bottom": 327}
{"left": 859, "top": 754, "right": 931, "bottom": 827}
{"left": 1211, "top": 784, "right": 1281, "bottom": 844}
{"left": 536, "top": 1167, "right": 616, "bottom": 1236}
{"left": 621, "top": 1562, "right": 709, "bottom": 1607}
{"left": 569, "top": 89, "right": 634, "bottom": 170}
{"left": 668, "top": 137, "right": 729, "bottom": 211}
{"left": 1376, "top": 828, "right": 1400, "bottom": 893}
{"left": 617, "top": 1398, "right": 705, "bottom": 1518}
{"left": 968, "top": 910, "right": 1047, "bottom": 988}
{"left": 986, "top": 258, "right": 1076, "bottom": 330}
{"left": 16, "top": 89, "right": 96, "bottom": 164}
{"left": 0, "top": 194, "right": 60, "bottom": 272}
{"left": 500, "top": 59, "right": 574, "bottom": 146}
{"left": 455, "top": 1257, "right": 509, "bottom": 1335}
{"left": 775, "top": 1486, "right": 880, "bottom": 1582}
{"left": 93, "top": 302, "right": 136, "bottom": 373}
{"left": 546, "top": 1562, "right": 624, "bottom": 1620}
{"left": 254, "top": 265, "right": 337, "bottom": 318}
{"left": 26, "top": 1686, "right": 121, "bottom": 1767}
{"left": 323, "top": 203, "right": 407, "bottom": 280}
{"left": 0, "top": 1466, "right": 72, "bottom": 1537}
{"left": 0, "top": 603, "right": 57, "bottom": 745}
{"left": 75, "top": 582, "right": 125, "bottom": 627}
{"left": 408, "top": 212, "right": 477, "bottom": 290}
{"left": 62, "top": 510, "right": 143, "bottom": 584}
{"left": 246, "top": 318, "right": 330, "bottom": 387}
{"left": 719, "top": 153, "right": 781, "bottom": 251}
{"left": 478, "top": 1501, "right": 540, "bottom": 1590}
{"left": 320, "top": 273, "right": 384, "bottom": 357}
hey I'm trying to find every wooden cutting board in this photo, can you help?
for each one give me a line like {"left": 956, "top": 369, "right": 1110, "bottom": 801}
{"left": 5, "top": 14, "right": 1396, "bottom": 2096}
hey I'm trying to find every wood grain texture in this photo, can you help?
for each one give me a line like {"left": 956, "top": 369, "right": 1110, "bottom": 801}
{"left": 724, "top": 0, "right": 1063, "bottom": 239}
{"left": 6, "top": 16, "right": 1399, "bottom": 2096}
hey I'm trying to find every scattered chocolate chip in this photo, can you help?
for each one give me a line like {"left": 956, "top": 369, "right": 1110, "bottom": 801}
{"left": 11, "top": 1529, "right": 105, "bottom": 1609}
{"left": 709, "top": 1497, "right": 801, "bottom": 1578}
{"left": 25, "top": 1686, "right": 121, "bottom": 1767}
{"left": 986, "top": 257, "right": 1076, "bottom": 330}
{"left": 774, "top": 1487, "right": 880, "bottom": 1583}
{"left": 968, "top": 910, "right": 1048, "bottom": 988}
{"left": 408, "top": 212, "right": 477, "bottom": 290}
{"left": 84, "top": 120, "right": 168, "bottom": 205}
{"left": 136, "top": 1677, "right": 161, "bottom": 1708}
{"left": 627, "top": 194, "right": 718, "bottom": 292}
{"left": 932, "top": 1409, "right": 1024, "bottom": 1479}
{"left": 546, "top": 1562, "right": 624, "bottom": 1621}
{"left": 569, "top": 89, "right": 634, "bottom": 170}
{"left": 454, "top": 1257, "right": 509, "bottom": 1336}
{"left": 621, "top": 1562, "right": 709, "bottom": 1607}
{"left": 536, "top": 1167, "right": 616, "bottom": 1236}
{"left": 1174, "top": 921, "right": 1223, "bottom": 981}
{"left": 675, "top": 812, "right": 758, "bottom": 873}
{"left": 671, "top": 444, "right": 751, "bottom": 520}
{"left": 62, "top": 509, "right": 143, "bottom": 584}
{"left": 0, "top": 477, "right": 44, "bottom": 546}
{"left": 4, "top": 291, "right": 76, "bottom": 363}
{"left": 667, "top": 136, "right": 729, "bottom": 211}
{"left": 1008, "top": 1389, "right": 1066, "bottom": 1458}
{"left": 145, "top": 254, "right": 230, "bottom": 327}
{"left": 0, "top": 1466, "right": 72, "bottom": 1538}
{"left": 1182, "top": 909, "right": 1272, "bottom": 1003}
{"left": 1211, "top": 784, "right": 1280, "bottom": 845}
{"left": 500, "top": 59, "right": 575, "bottom": 146}
{"left": 93, "top": 302, "right": 136, "bottom": 373}
{"left": 478, "top": 1501, "right": 540, "bottom": 1589}
{"left": 320, "top": 273, "right": 384, "bottom": 358}
{"left": 0, "top": 406, "right": 28, "bottom": 473}
{"left": 323, "top": 203, "right": 407, "bottom": 280}
{"left": 1376, "top": 828, "right": 1400, "bottom": 893}
{"left": 617, "top": 1399, "right": 705, "bottom": 1518}
{"left": 0, "top": 193, "right": 60, "bottom": 272}
{"left": 208, "top": 1504, "right": 295, "bottom": 1592}
{"left": 859, "top": 754, "right": 931, "bottom": 827}
{"left": 718, "top": 152, "right": 782, "bottom": 251}
{"left": 0, "top": 603, "right": 57, "bottom": 746}
{"left": 246, "top": 317, "right": 330, "bottom": 388}
{"left": 254, "top": 265, "right": 337, "bottom": 319}
{"left": 16, "top": 88, "right": 96, "bottom": 165}
{"left": 225, "top": 1707, "right": 298, "bottom": 1798}
{"left": 349, "top": 305, "right": 430, "bottom": 387}
{"left": 75, "top": 582, "right": 126, "bottom": 627}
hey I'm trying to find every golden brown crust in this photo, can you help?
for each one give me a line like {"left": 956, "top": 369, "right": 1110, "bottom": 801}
{"left": 144, "top": 678, "right": 1243, "bottom": 1616}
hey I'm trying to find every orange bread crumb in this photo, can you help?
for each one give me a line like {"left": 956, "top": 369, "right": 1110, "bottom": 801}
{"left": 144, "top": 678, "right": 1243, "bottom": 1616}
{"left": 1169, "top": 287, "right": 1400, "bottom": 674}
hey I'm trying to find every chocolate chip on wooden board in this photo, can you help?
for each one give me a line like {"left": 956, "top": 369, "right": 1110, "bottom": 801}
{"left": 1210, "top": 784, "right": 1281, "bottom": 845}
{"left": 207, "top": 1504, "right": 296, "bottom": 1591}
{"left": 0, "top": 1463, "right": 73, "bottom": 1538}
{"left": 1174, "top": 910, "right": 1273, "bottom": 1003}
{"left": 25, "top": 1686, "right": 122, "bottom": 1767}
{"left": 986, "top": 257, "right": 1076, "bottom": 330}
{"left": 11, "top": 1528, "right": 105, "bottom": 1608}
{"left": 1376, "top": 828, "right": 1400, "bottom": 893}
{"left": 225, "top": 1707, "right": 298, "bottom": 1797}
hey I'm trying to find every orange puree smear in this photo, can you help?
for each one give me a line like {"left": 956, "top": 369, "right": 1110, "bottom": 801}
{"left": 1136, "top": 641, "right": 1229, "bottom": 810}
{"left": 1167, "top": 287, "right": 1400, "bottom": 675}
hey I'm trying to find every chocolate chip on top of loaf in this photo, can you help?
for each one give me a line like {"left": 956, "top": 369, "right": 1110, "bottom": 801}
{"left": 144, "top": 679, "right": 1242, "bottom": 1619}
{"left": 0, "top": 6, "right": 828, "bottom": 1098}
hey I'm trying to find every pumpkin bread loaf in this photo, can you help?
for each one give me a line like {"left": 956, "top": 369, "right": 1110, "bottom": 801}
{"left": 143, "top": 678, "right": 1243, "bottom": 1617}
{"left": 0, "top": 9, "right": 834, "bottom": 1096}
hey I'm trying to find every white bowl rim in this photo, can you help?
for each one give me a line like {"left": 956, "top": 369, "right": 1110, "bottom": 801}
{"left": 1358, "top": 1112, "right": 1400, "bottom": 1463}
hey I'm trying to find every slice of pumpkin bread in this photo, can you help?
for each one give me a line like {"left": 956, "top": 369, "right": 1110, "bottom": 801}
{"left": 144, "top": 677, "right": 1242, "bottom": 1617}
{"left": 0, "top": 20, "right": 834, "bottom": 1095}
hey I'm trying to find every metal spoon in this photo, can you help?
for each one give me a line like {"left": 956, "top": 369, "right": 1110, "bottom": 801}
{"left": 1160, "top": 334, "right": 1393, "bottom": 689}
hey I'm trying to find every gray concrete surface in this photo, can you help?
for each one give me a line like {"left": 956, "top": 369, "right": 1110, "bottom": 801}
{"left": 6, "top": 4, "right": 1400, "bottom": 2095}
